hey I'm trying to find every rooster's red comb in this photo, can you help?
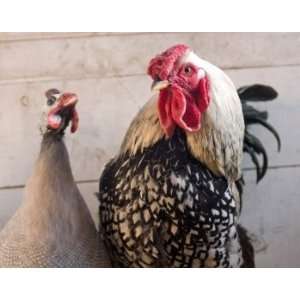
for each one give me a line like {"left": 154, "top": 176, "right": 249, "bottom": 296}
{"left": 147, "top": 44, "right": 190, "bottom": 81}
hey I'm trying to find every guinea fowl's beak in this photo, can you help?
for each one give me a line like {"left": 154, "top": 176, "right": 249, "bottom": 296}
{"left": 60, "top": 93, "right": 78, "bottom": 108}
{"left": 151, "top": 80, "right": 170, "bottom": 92}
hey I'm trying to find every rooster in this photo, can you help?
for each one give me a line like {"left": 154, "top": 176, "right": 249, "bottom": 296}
{"left": 0, "top": 89, "right": 110, "bottom": 267}
{"left": 98, "top": 44, "right": 256, "bottom": 267}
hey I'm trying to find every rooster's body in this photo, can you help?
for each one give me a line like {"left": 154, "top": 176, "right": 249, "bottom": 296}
{"left": 99, "top": 45, "right": 253, "bottom": 267}
{"left": 100, "top": 127, "right": 252, "bottom": 267}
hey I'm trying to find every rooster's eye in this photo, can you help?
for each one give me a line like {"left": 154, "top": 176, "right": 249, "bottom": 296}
{"left": 47, "top": 97, "right": 56, "bottom": 106}
{"left": 183, "top": 65, "right": 193, "bottom": 76}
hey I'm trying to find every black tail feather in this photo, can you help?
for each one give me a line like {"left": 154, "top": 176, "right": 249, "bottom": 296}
{"left": 238, "top": 84, "right": 278, "bottom": 102}
{"left": 245, "top": 117, "right": 281, "bottom": 152}
{"left": 244, "top": 132, "right": 269, "bottom": 182}
{"left": 242, "top": 104, "right": 269, "bottom": 120}
{"left": 236, "top": 84, "right": 281, "bottom": 199}
{"left": 237, "top": 225, "right": 255, "bottom": 267}
{"left": 239, "top": 84, "right": 281, "bottom": 183}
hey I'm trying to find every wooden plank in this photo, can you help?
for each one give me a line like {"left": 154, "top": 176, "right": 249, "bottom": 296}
{"left": 0, "top": 32, "right": 126, "bottom": 42}
{"left": 241, "top": 167, "right": 300, "bottom": 267}
{"left": 0, "top": 188, "right": 22, "bottom": 230}
{"left": 0, "top": 33, "right": 300, "bottom": 83}
{"left": 0, "top": 65, "right": 298, "bottom": 187}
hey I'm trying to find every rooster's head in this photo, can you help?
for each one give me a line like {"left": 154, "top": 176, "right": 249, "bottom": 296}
{"left": 148, "top": 44, "right": 243, "bottom": 139}
{"left": 148, "top": 44, "right": 210, "bottom": 137}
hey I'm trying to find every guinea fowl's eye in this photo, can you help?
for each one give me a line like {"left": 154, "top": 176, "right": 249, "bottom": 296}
{"left": 47, "top": 97, "right": 56, "bottom": 106}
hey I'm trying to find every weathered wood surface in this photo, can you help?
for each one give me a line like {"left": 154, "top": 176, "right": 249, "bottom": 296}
{"left": 0, "top": 33, "right": 299, "bottom": 83}
{"left": 241, "top": 168, "right": 300, "bottom": 267}
{"left": 0, "top": 33, "right": 298, "bottom": 267}
{"left": 0, "top": 32, "right": 124, "bottom": 42}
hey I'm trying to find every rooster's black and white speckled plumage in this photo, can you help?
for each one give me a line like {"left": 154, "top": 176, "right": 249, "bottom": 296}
{"left": 100, "top": 129, "right": 246, "bottom": 267}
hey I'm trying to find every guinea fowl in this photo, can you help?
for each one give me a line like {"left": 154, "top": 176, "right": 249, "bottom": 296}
{"left": 0, "top": 89, "right": 110, "bottom": 267}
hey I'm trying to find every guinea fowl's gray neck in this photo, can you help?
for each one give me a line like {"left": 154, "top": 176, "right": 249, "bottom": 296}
{"left": 38, "top": 132, "right": 75, "bottom": 186}
{"left": 21, "top": 131, "right": 91, "bottom": 242}
{"left": 24, "top": 131, "right": 80, "bottom": 212}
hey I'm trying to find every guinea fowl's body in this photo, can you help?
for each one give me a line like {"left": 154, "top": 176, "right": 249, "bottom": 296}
{"left": 100, "top": 129, "right": 253, "bottom": 267}
{"left": 0, "top": 133, "right": 110, "bottom": 267}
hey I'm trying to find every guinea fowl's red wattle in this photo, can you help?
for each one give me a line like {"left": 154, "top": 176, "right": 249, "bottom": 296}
{"left": 70, "top": 108, "right": 79, "bottom": 133}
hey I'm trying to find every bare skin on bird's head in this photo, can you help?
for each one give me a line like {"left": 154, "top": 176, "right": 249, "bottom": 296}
{"left": 41, "top": 88, "right": 79, "bottom": 135}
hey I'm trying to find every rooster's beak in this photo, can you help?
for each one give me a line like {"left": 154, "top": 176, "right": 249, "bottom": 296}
{"left": 151, "top": 80, "right": 169, "bottom": 92}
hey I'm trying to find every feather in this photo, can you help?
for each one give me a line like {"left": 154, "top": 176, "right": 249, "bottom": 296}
{"left": 244, "top": 133, "right": 268, "bottom": 182}
{"left": 99, "top": 129, "right": 243, "bottom": 267}
{"left": 238, "top": 84, "right": 278, "bottom": 102}
{"left": 246, "top": 117, "right": 281, "bottom": 152}
{"left": 237, "top": 225, "right": 255, "bottom": 267}
{"left": 238, "top": 84, "right": 281, "bottom": 183}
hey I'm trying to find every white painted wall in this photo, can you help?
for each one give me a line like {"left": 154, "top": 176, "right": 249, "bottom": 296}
{"left": 0, "top": 33, "right": 298, "bottom": 267}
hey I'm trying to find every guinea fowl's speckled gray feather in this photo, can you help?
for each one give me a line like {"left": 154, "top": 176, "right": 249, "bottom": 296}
{"left": 0, "top": 133, "right": 110, "bottom": 267}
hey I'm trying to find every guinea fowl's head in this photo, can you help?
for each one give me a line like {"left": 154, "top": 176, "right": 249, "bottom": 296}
{"left": 146, "top": 44, "right": 245, "bottom": 179}
{"left": 40, "top": 89, "right": 79, "bottom": 135}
